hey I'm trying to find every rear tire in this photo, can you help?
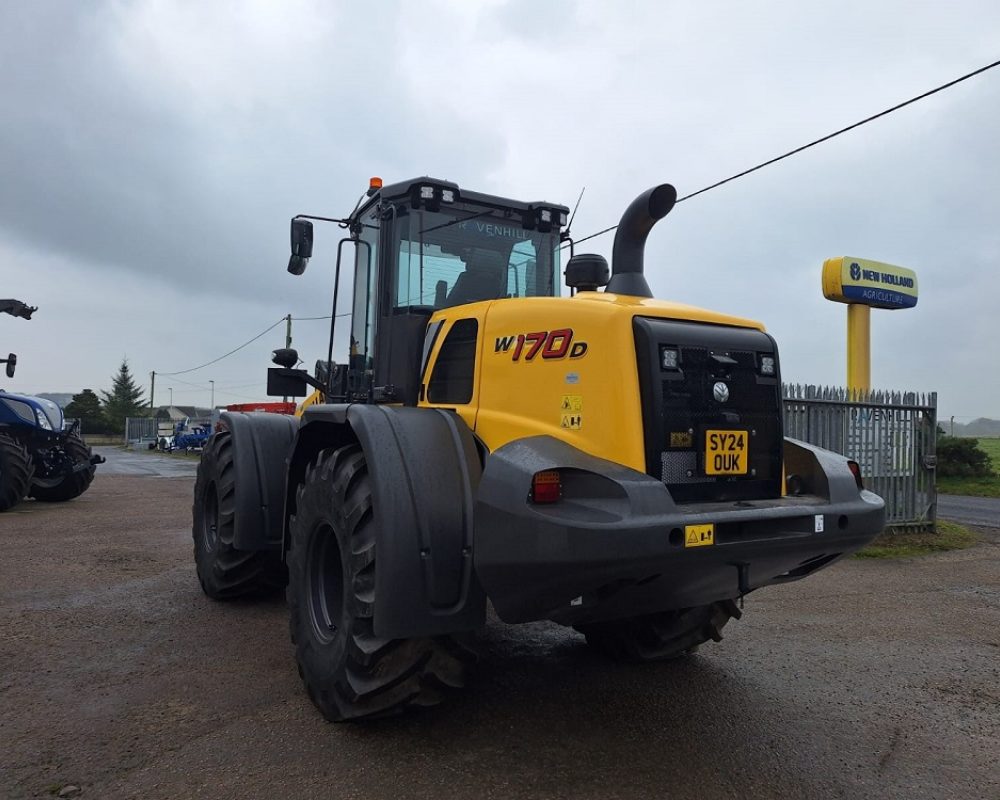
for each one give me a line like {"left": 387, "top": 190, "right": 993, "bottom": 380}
{"left": 0, "top": 433, "right": 33, "bottom": 512}
{"left": 287, "top": 444, "right": 473, "bottom": 722}
{"left": 28, "top": 433, "right": 95, "bottom": 502}
{"left": 576, "top": 600, "right": 741, "bottom": 662}
{"left": 192, "top": 429, "right": 285, "bottom": 599}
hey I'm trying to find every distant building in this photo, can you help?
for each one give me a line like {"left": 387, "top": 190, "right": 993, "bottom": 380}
{"left": 154, "top": 405, "right": 213, "bottom": 422}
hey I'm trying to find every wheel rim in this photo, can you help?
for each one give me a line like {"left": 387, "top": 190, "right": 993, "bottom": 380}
{"left": 202, "top": 482, "right": 219, "bottom": 550}
{"left": 307, "top": 523, "right": 345, "bottom": 644}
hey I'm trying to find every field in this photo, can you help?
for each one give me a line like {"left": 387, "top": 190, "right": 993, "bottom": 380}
{"left": 937, "top": 436, "right": 1000, "bottom": 498}
{"left": 978, "top": 437, "right": 1000, "bottom": 468}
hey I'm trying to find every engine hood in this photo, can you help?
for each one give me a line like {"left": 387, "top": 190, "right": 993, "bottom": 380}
{"left": 0, "top": 390, "right": 65, "bottom": 430}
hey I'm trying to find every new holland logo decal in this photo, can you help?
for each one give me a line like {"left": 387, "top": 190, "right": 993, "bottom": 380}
{"left": 494, "top": 329, "right": 588, "bottom": 361}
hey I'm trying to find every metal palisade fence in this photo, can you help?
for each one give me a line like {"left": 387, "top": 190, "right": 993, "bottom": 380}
{"left": 783, "top": 385, "right": 937, "bottom": 530}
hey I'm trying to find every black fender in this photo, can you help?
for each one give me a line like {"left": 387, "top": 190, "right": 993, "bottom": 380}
{"left": 783, "top": 437, "right": 863, "bottom": 502}
{"left": 283, "top": 404, "right": 486, "bottom": 638}
{"left": 219, "top": 411, "right": 299, "bottom": 551}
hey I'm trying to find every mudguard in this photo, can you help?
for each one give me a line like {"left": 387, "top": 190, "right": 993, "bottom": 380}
{"left": 219, "top": 411, "right": 299, "bottom": 551}
{"left": 284, "top": 404, "right": 486, "bottom": 639}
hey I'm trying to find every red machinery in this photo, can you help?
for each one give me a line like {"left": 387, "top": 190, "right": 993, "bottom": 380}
{"left": 225, "top": 402, "right": 296, "bottom": 414}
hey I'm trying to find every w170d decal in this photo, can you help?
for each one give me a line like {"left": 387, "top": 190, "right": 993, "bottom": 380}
{"left": 494, "top": 329, "right": 588, "bottom": 361}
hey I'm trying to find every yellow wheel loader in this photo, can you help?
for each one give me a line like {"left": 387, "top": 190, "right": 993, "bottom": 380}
{"left": 192, "top": 177, "right": 884, "bottom": 721}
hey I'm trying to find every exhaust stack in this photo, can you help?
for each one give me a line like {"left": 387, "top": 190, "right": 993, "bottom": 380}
{"left": 606, "top": 184, "right": 677, "bottom": 298}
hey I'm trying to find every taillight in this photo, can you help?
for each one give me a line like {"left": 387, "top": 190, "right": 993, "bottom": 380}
{"left": 531, "top": 470, "right": 561, "bottom": 503}
{"left": 847, "top": 460, "right": 864, "bottom": 490}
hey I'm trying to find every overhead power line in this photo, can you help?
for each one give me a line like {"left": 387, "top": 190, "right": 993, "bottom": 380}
{"left": 158, "top": 317, "right": 286, "bottom": 376}
{"left": 156, "top": 312, "right": 353, "bottom": 379}
{"left": 567, "top": 56, "right": 1000, "bottom": 248}
{"left": 162, "top": 374, "right": 211, "bottom": 390}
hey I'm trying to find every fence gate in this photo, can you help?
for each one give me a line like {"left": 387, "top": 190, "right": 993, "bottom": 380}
{"left": 125, "top": 417, "right": 159, "bottom": 444}
{"left": 782, "top": 385, "right": 937, "bottom": 529}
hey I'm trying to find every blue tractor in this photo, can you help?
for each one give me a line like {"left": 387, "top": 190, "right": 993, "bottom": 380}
{"left": 171, "top": 420, "right": 212, "bottom": 452}
{"left": 0, "top": 299, "right": 103, "bottom": 512}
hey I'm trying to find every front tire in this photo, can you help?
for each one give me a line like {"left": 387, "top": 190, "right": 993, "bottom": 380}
{"left": 28, "top": 433, "right": 95, "bottom": 502}
{"left": 192, "top": 429, "right": 285, "bottom": 599}
{"left": 287, "top": 444, "right": 472, "bottom": 722}
{"left": 0, "top": 433, "right": 33, "bottom": 512}
{"left": 576, "top": 600, "right": 741, "bottom": 662}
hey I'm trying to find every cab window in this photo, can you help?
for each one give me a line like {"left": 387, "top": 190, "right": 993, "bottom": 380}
{"left": 427, "top": 319, "right": 478, "bottom": 404}
{"left": 392, "top": 206, "right": 560, "bottom": 311}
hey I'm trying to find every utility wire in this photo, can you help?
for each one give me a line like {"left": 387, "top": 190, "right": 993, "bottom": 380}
{"left": 158, "top": 317, "right": 286, "bottom": 376}
{"left": 157, "top": 313, "right": 352, "bottom": 382}
{"left": 163, "top": 374, "right": 212, "bottom": 390}
{"left": 158, "top": 375, "right": 263, "bottom": 394}
{"left": 566, "top": 57, "right": 1000, "bottom": 248}
{"left": 157, "top": 313, "right": 351, "bottom": 381}
{"left": 213, "top": 388, "right": 270, "bottom": 402}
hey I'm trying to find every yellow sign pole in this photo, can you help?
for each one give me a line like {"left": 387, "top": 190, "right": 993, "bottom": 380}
{"left": 846, "top": 303, "right": 871, "bottom": 393}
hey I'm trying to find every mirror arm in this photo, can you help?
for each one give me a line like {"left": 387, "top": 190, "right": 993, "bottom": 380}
{"left": 293, "top": 213, "right": 352, "bottom": 227}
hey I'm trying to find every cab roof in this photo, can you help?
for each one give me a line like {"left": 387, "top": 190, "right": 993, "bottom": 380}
{"left": 353, "top": 176, "right": 570, "bottom": 222}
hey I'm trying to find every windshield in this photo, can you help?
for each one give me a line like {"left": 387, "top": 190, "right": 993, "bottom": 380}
{"left": 391, "top": 205, "right": 561, "bottom": 309}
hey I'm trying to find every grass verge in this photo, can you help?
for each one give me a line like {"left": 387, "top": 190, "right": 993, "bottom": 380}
{"left": 855, "top": 520, "right": 978, "bottom": 559}
{"left": 936, "top": 475, "right": 1000, "bottom": 498}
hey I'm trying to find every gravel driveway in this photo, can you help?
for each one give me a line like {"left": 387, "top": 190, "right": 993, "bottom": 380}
{"left": 2, "top": 472, "right": 998, "bottom": 800}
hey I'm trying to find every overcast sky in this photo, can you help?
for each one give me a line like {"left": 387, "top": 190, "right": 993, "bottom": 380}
{"left": 1, "top": 1, "right": 998, "bottom": 420}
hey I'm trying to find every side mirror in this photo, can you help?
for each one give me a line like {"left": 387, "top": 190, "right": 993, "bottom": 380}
{"left": 3, "top": 353, "right": 15, "bottom": 378}
{"left": 287, "top": 218, "right": 314, "bottom": 275}
{"left": 272, "top": 348, "right": 299, "bottom": 368}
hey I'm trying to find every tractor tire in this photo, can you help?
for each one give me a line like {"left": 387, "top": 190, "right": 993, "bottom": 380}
{"left": 575, "top": 600, "right": 742, "bottom": 662}
{"left": 287, "top": 444, "right": 473, "bottom": 722}
{"left": 192, "top": 429, "right": 285, "bottom": 599}
{"left": 0, "top": 433, "right": 33, "bottom": 512}
{"left": 28, "top": 433, "right": 95, "bottom": 502}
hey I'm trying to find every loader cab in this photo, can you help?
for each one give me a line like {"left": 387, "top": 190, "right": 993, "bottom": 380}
{"left": 289, "top": 178, "right": 569, "bottom": 406}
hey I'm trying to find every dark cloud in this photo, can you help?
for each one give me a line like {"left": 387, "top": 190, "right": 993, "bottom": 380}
{"left": 0, "top": 1, "right": 505, "bottom": 308}
{"left": 1, "top": 1, "right": 998, "bottom": 418}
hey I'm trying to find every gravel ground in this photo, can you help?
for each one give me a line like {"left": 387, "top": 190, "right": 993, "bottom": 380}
{"left": 2, "top": 461, "right": 998, "bottom": 800}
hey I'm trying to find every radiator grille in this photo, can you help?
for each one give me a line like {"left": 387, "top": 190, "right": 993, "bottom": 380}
{"left": 634, "top": 318, "right": 783, "bottom": 503}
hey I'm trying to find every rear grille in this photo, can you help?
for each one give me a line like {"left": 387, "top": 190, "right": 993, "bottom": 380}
{"left": 634, "top": 318, "right": 783, "bottom": 503}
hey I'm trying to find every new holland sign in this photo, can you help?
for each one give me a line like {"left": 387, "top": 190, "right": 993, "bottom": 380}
{"left": 821, "top": 255, "right": 919, "bottom": 392}
{"left": 822, "top": 257, "right": 918, "bottom": 310}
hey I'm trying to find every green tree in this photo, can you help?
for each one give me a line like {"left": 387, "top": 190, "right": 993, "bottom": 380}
{"left": 64, "top": 389, "right": 110, "bottom": 434}
{"left": 101, "top": 359, "right": 147, "bottom": 434}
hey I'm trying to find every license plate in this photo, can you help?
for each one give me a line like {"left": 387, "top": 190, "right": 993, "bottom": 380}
{"left": 684, "top": 523, "right": 715, "bottom": 547}
{"left": 704, "top": 429, "right": 748, "bottom": 475}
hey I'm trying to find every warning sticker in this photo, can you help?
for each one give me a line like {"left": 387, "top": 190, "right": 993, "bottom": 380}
{"left": 670, "top": 431, "right": 693, "bottom": 448}
{"left": 560, "top": 394, "right": 583, "bottom": 412}
{"left": 684, "top": 524, "right": 715, "bottom": 548}
{"left": 560, "top": 413, "right": 582, "bottom": 430}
